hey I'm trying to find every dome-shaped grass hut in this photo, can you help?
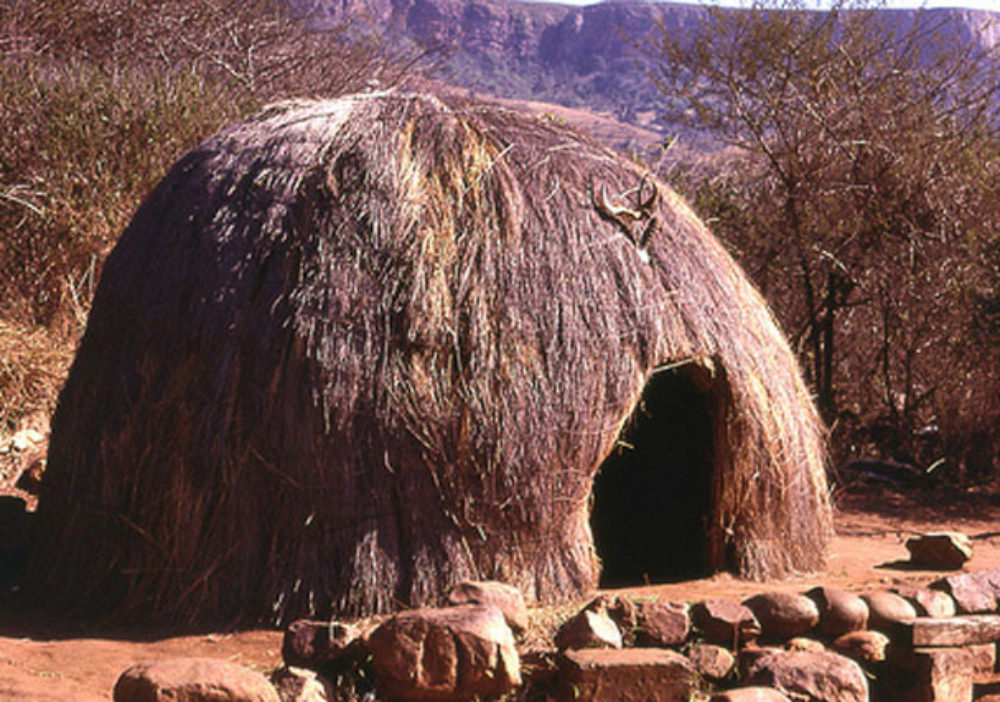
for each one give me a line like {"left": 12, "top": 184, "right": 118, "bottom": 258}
{"left": 29, "top": 92, "right": 832, "bottom": 626}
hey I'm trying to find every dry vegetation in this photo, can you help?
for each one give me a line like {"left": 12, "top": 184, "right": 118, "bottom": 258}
{"left": 0, "top": 0, "right": 415, "bottom": 435}
{"left": 652, "top": 0, "right": 1000, "bottom": 482}
{"left": 1, "top": 0, "right": 999, "bottom": 488}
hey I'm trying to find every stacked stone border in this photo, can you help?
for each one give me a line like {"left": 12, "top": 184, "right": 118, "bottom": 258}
{"left": 112, "top": 568, "right": 1000, "bottom": 701}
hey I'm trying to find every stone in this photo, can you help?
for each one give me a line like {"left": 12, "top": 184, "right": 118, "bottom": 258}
{"left": 912, "top": 588, "right": 958, "bottom": 618}
{"left": 711, "top": 689, "right": 793, "bottom": 702}
{"left": 744, "top": 592, "right": 820, "bottom": 642}
{"left": 113, "top": 657, "right": 280, "bottom": 702}
{"left": 968, "top": 642, "right": 997, "bottom": 677}
{"left": 270, "top": 666, "right": 334, "bottom": 702}
{"left": 906, "top": 532, "right": 973, "bottom": 570}
{"left": 933, "top": 571, "right": 1000, "bottom": 614}
{"left": 447, "top": 580, "right": 528, "bottom": 633}
{"left": 863, "top": 591, "right": 918, "bottom": 631}
{"left": 558, "top": 648, "right": 695, "bottom": 701}
{"left": 892, "top": 615, "right": 1000, "bottom": 647}
{"left": 881, "top": 645, "right": 976, "bottom": 702}
{"left": 786, "top": 637, "right": 826, "bottom": 654}
{"left": 636, "top": 600, "right": 691, "bottom": 647}
{"left": 806, "top": 587, "right": 868, "bottom": 639}
{"left": 555, "top": 608, "right": 623, "bottom": 651}
{"left": 282, "top": 620, "right": 361, "bottom": 671}
{"left": 367, "top": 604, "right": 520, "bottom": 702}
{"left": 738, "top": 646, "right": 785, "bottom": 678}
{"left": 746, "top": 650, "right": 869, "bottom": 702}
{"left": 831, "top": 630, "right": 890, "bottom": 666}
{"left": 688, "top": 643, "right": 736, "bottom": 681}
{"left": 692, "top": 599, "right": 762, "bottom": 648}
{"left": 584, "top": 593, "right": 639, "bottom": 638}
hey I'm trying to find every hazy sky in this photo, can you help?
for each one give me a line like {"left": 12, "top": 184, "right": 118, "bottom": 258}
{"left": 556, "top": 0, "right": 1000, "bottom": 8}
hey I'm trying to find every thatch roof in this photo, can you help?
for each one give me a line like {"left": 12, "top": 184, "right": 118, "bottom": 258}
{"left": 29, "top": 92, "right": 832, "bottom": 626}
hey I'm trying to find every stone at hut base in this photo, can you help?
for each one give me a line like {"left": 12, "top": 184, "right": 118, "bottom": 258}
{"left": 367, "top": 604, "right": 520, "bottom": 702}
{"left": 270, "top": 666, "right": 335, "bottom": 702}
{"left": 711, "top": 688, "right": 792, "bottom": 702}
{"left": 831, "top": 630, "right": 890, "bottom": 666}
{"left": 636, "top": 600, "right": 691, "bottom": 647}
{"left": 746, "top": 649, "right": 869, "bottom": 702}
{"left": 933, "top": 571, "right": 1000, "bottom": 614}
{"left": 585, "top": 593, "right": 640, "bottom": 636}
{"left": 738, "top": 646, "right": 785, "bottom": 679}
{"left": 692, "top": 599, "right": 762, "bottom": 649}
{"left": 863, "top": 591, "right": 918, "bottom": 631}
{"left": 743, "top": 592, "right": 820, "bottom": 642}
{"left": 688, "top": 643, "right": 736, "bottom": 681}
{"left": 447, "top": 580, "right": 528, "bottom": 633}
{"left": 806, "top": 586, "right": 868, "bottom": 639}
{"left": 554, "top": 609, "right": 623, "bottom": 651}
{"left": 113, "top": 657, "right": 280, "bottom": 702}
{"left": 906, "top": 532, "right": 973, "bottom": 570}
{"left": 786, "top": 637, "right": 826, "bottom": 654}
{"left": 558, "top": 648, "right": 694, "bottom": 702}
{"left": 282, "top": 620, "right": 361, "bottom": 671}
{"left": 913, "top": 588, "right": 958, "bottom": 618}
{"left": 881, "top": 645, "right": 977, "bottom": 702}
{"left": 891, "top": 614, "right": 1000, "bottom": 647}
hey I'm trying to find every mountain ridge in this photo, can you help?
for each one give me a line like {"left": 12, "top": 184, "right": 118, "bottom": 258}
{"left": 295, "top": 0, "right": 1000, "bottom": 141}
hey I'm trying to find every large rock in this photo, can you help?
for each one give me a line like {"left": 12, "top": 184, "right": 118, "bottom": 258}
{"left": 906, "top": 532, "right": 973, "bottom": 570}
{"left": 746, "top": 650, "right": 869, "bottom": 702}
{"left": 831, "top": 630, "right": 890, "bottom": 666}
{"left": 367, "top": 604, "right": 520, "bottom": 701}
{"left": 863, "top": 591, "right": 918, "bottom": 631}
{"left": 933, "top": 571, "right": 1000, "bottom": 614}
{"left": 743, "top": 592, "right": 820, "bottom": 642}
{"left": 738, "top": 646, "right": 785, "bottom": 678}
{"left": 270, "top": 666, "right": 334, "bottom": 702}
{"left": 881, "top": 646, "right": 977, "bottom": 702}
{"left": 892, "top": 615, "right": 1000, "bottom": 647}
{"left": 554, "top": 609, "right": 623, "bottom": 651}
{"left": 688, "top": 643, "right": 735, "bottom": 681}
{"left": 282, "top": 620, "right": 361, "bottom": 671}
{"left": 558, "top": 648, "right": 695, "bottom": 701}
{"left": 447, "top": 580, "right": 528, "bottom": 633}
{"left": 909, "top": 587, "right": 958, "bottom": 618}
{"left": 711, "top": 689, "right": 792, "bottom": 702}
{"left": 806, "top": 587, "right": 868, "bottom": 639}
{"left": 636, "top": 600, "right": 691, "bottom": 647}
{"left": 692, "top": 599, "right": 762, "bottom": 648}
{"left": 113, "top": 657, "right": 280, "bottom": 702}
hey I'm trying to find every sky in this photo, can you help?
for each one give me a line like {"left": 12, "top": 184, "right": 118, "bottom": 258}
{"left": 555, "top": 0, "right": 1000, "bottom": 8}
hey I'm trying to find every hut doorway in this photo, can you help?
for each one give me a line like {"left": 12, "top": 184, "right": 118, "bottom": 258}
{"left": 590, "top": 362, "right": 720, "bottom": 588}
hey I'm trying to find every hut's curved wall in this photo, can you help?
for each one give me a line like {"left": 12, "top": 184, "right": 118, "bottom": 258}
{"left": 29, "top": 93, "right": 831, "bottom": 626}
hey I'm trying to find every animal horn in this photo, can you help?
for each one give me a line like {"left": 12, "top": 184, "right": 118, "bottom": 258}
{"left": 593, "top": 183, "right": 643, "bottom": 222}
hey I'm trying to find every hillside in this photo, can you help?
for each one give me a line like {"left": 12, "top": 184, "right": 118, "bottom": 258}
{"left": 296, "top": 0, "right": 1000, "bottom": 138}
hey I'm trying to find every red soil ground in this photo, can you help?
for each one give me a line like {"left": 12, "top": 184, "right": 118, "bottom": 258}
{"left": 2, "top": 483, "right": 999, "bottom": 700}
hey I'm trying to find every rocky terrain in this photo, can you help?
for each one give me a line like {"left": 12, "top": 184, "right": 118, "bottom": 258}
{"left": 293, "top": 0, "right": 1000, "bottom": 141}
{"left": 4, "top": 477, "right": 1000, "bottom": 700}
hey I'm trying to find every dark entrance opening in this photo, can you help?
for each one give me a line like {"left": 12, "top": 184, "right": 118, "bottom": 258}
{"left": 590, "top": 364, "right": 716, "bottom": 588}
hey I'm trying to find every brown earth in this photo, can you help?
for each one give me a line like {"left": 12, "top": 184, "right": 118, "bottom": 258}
{"left": 1, "top": 483, "right": 999, "bottom": 700}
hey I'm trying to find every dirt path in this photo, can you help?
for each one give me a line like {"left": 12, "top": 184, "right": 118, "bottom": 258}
{"left": 2, "top": 484, "right": 999, "bottom": 701}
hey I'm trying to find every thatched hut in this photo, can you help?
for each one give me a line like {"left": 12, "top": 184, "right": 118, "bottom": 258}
{"left": 29, "top": 92, "right": 832, "bottom": 626}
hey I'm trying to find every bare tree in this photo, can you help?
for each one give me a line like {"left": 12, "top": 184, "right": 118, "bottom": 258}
{"left": 650, "top": 0, "right": 1000, "bottom": 473}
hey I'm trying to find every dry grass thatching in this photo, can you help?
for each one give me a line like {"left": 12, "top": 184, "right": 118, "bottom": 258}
{"left": 28, "top": 92, "right": 832, "bottom": 627}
